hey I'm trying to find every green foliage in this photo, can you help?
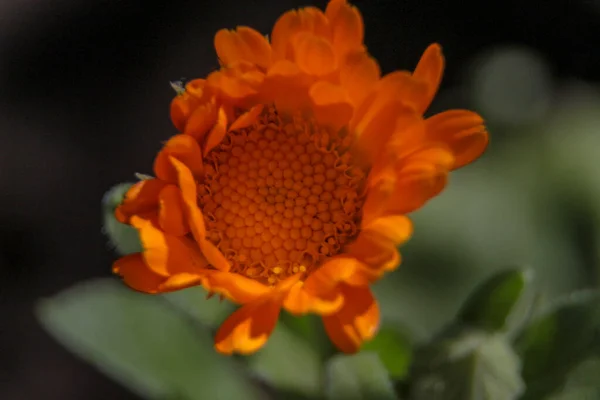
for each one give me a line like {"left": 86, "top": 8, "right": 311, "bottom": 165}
{"left": 458, "top": 269, "right": 530, "bottom": 332}
{"left": 102, "top": 183, "right": 142, "bottom": 255}
{"left": 410, "top": 330, "right": 524, "bottom": 400}
{"left": 36, "top": 279, "right": 263, "bottom": 400}
{"left": 325, "top": 353, "right": 398, "bottom": 400}
{"left": 515, "top": 290, "right": 600, "bottom": 399}
{"left": 361, "top": 325, "right": 412, "bottom": 379}
{"left": 248, "top": 321, "right": 323, "bottom": 397}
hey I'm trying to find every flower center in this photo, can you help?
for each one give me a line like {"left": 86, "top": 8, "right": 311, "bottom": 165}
{"left": 199, "top": 106, "right": 366, "bottom": 285}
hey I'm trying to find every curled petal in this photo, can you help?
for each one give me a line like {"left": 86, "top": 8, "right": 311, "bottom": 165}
{"left": 170, "top": 79, "right": 209, "bottom": 131}
{"left": 346, "top": 215, "right": 412, "bottom": 274}
{"left": 292, "top": 32, "right": 337, "bottom": 76}
{"left": 130, "top": 216, "right": 207, "bottom": 277}
{"left": 202, "top": 271, "right": 271, "bottom": 304}
{"left": 184, "top": 100, "right": 218, "bottom": 141}
{"left": 203, "top": 107, "right": 229, "bottom": 156}
{"left": 115, "top": 179, "right": 166, "bottom": 224}
{"left": 283, "top": 280, "right": 344, "bottom": 315}
{"left": 309, "top": 81, "right": 353, "bottom": 132}
{"left": 215, "top": 27, "right": 272, "bottom": 70}
{"left": 425, "top": 110, "right": 489, "bottom": 169}
{"left": 330, "top": 1, "right": 364, "bottom": 57}
{"left": 169, "top": 157, "right": 206, "bottom": 242}
{"left": 323, "top": 285, "right": 380, "bottom": 353}
{"left": 154, "top": 135, "right": 204, "bottom": 184}
{"left": 413, "top": 43, "right": 444, "bottom": 113}
{"left": 340, "top": 51, "right": 381, "bottom": 108}
{"left": 215, "top": 299, "right": 281, "bottom": 355}
{"left": 113, "top": 253, "right": 165, "bottom": 293}
{"left": 228, "top": 104, "right": 264, "bottom": 132}
{"left": 158, "top": 185, "right": 187, "bottom": 236}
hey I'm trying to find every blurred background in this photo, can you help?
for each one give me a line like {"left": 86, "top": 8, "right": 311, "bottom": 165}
{"left": 1, "top": 0, "right": 600, "bottom": 399}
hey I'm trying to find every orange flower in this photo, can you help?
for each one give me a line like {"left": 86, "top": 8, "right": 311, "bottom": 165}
{"left": 113, "top": 0, "right": 488, "bottom": 355}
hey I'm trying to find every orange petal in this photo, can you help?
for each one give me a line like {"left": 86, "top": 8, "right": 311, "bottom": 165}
{"left": 271, "top": 10, "right": 304, "bottom": 60}
{"left": 170, "top": 79, "right": 208, "bottom": 131}
{"left": 309, "top": 81, "right": 353, "bottom": 132}
{"left": 202, "top": 270, "right": 271, "bottom": 304}
{"left": 301, "top": 7, "right": 331, "bottom": 39}
{"left": 112, "top": 253, "right": 164, "bottom": 293}
{"left": 364, "top": 144, "right": 454, "bottom": 219}
{"left": 215, "top": 299, "right": 281, "bottom": 355}
{"left": 157, "top": 185, "right": 188, "bottom": 236}
{"left": 330, "top": 1, "right": 364, "bottom": 58}
{"left": 292, "top": 32, "right": 337, "bottom": 76}
{"left": 169, "top": 157, "right": 206, "bottom": 244}
{"left": 130, "top": 216, "right": 207, "bottom": 277}
{"left": 283, "top": 280, "right": 344, "bottom": 316}
{"left": 425, "top": 110, "right": 489, "bottom": 169}
{"left": 340, "top": 51, "right": 381, "bottom": 108}
{"left": 323, "top": 285, "right": 380, "bottom": 353}
{"left": 215, "top": 27, "right": 272, "bottom": 70}
{"left": 350, "top": 71, "right": 427, "bottom": 137}
{"left": 153, "top": 134, "right": 204, "bottom": 184}
{"left": 158, "top": 273, "right": 203, "bottom": 292}
{"left": 206, "top": 68, "right": 261, "bottom": 103}
{"left": 325, "top": 0, "right": 346, "bottom": 22}
{"left": 346, "top": 215, "right": 412, "bottom": 273}
{"left": 183, "top": 100, "right": 218, "bottom": 142}
{"left": 170, "top": 157, "right": 231, "bottom": 271}
{"left": 229, "top": 104, "right": 264, "bottom": 132}
{"left": 413, "top": 43, "right": 445, "bottom": 113}
{"left": 237, "top": 27, "right": 272, "bottom": 69}
{"left": 265, "top": 60, "right": 312, "bottom": 114}
{"left": 115, "top": 179, "right": 166, "bottom": 224}
{"left": 203, "top": 107, "right": 228, "bottom": 156}
{"left": 354, "top": 100, "right": 412, "bottom": 166}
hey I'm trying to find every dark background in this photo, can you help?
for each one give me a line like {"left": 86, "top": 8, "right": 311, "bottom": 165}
{"left": 1, "top": 0, "right": 599, "bottom": 399}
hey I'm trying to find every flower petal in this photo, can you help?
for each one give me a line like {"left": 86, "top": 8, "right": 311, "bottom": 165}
{"left": 309, "top": 81, "right": 353, "bottom": 132}
{"left": 346, "top": 215, "right": 412, "bottom": 274}
{"left": 340, "top": 51, "right": 380, "bottom": 108}
{"left": 203, "top": 107, "right": 228, "bottom": 156}
{"left": 292, "top": 32, "right": 337, "bottom": 76}
{"left": 283, "top": 280, "right": 344, "bottom": 316}
{"left": 330, "top": 1, "right": 364, "bottom": 57}
{"left": 201, "top": 270, "right": 270, "bottom": 303}
{"left": 158, "top": 185, "right": 188, "bottom": 236}
{"left": 413, "top": 43, "right": 444, "bottom": 113}
{"left": 115, "top": 179, "right": 166, "bottom": 224}
{"left": 130, "top": 216, "right": 207, "bottom": 277}
{"left": 322, "top": 285, "right": 380, "bottom": 353}
{"left": 153, "top": 134, "right": 204, "bottom": 184}
{"left": 364, "top": 145, "right": 454, "bottom": 219}
{"left": 228, "top": 104, "right": 264, "bottom": 132}
{"left": 425, "top": 110, "right": 489, "bottom": 169}
{"left": 183, "top": 100, "right": 218, "bottom": 141}
{"left": 215, "top": 27, "right": 272, "bottom": 70}
{"left": 112, "top": 253, "right": 164, "bottom": 293}
{"left": 271, "top": 10, "right": 304, "bottom": 61}
{"left": 215, "top": 299, "right": 281, "bottom": 355}
{"left": 170, "top": 79, "right": 209, "bottom": 131}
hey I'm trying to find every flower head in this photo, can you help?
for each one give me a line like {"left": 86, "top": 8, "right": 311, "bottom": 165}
{"left": 113, "top": 0, "right": 488, "bottom": 355}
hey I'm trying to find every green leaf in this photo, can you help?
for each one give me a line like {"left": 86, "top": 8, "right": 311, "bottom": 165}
{"left": 458, "top": 269, "right": 530, "bottom": 332}
{"left": 102, "top": 183, "right": 142, "bottom": 255}
{"left": 248, "top": 320, "right": 323, "bottom": 397}
{"left": 161, "top": 287, "right": 235, "bottom": 329}
{"left": 410, "top": 329, "right": 524, "bottom": 400}
{"left": 36, "top": 279, "right": 262, "bottom": 400}
{"left": 361, "top": 325, "right": 412, "bottom": 379}
{"left": 515, "top": 290, "right": 600, "bottom": 399}
{"left": 325, "top": 352, "right": 398, "bottom": 400}
{"left": 547, "top": 358, "right": 600, "bottom": 400}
